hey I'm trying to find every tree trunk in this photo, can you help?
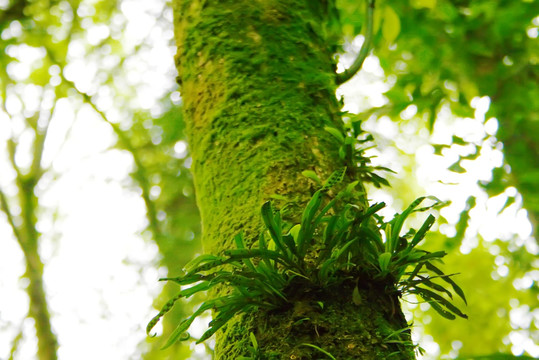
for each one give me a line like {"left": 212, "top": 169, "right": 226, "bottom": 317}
{"left": 172, "top": 1, "right": 414, "bottom": 358}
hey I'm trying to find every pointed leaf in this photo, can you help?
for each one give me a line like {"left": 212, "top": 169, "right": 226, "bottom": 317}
{"left": 409, "top": 214, "right": 435, "bottom": 249}
{"left": 161, "top": 301, "right": 215, "bottom": 349}
{"left": 183, "top": 254, "right": 225, "bottom": 273}
{"left": 324, "top": 126, "right": 345, "bottom": 143}
{"left": 426, "top": 262, "right": 467, "bottom": 305}
{"left": 146, "top": 291, "right": 183, "bottom": 336}
{"left": 414, "top": 287, "right": 468, "bottom": 319}
{"left": 322, "top": 167, "right": 347, "bottom": 191}
{"left": 428, "top": 300, "right": 457, "bottom": 320}
{"left": 198, "top": 305, "right": 244, "bottom": 343}
{"left": 378, "top": 252, "right": 392, "bottom": 273}
{"left": 250, "top": 332, "right": 259, "bottom": 350}
{"left": 352, "top": 286, "right": 362, "bottom": 305}
{"left": 382, "top": 6, "right": 401, "bottom": 44}
{"left": 390, "top": 197, "right": 426, "bottom": 251}
{"left": 261, "top": 202, "right": 286, "bottom": 254}
{"left": 302, "top": 170, "right": 322, "bottom": 184}
{"left": 234, "top": 233, "right": 256, "bottom": 271}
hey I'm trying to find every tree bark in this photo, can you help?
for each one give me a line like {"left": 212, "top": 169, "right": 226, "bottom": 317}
{"left": 173, "top": 1, "right": 414, "bottom": 358}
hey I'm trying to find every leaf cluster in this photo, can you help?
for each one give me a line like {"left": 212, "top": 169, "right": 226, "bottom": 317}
{"left": 147, "top": 169, "right": 467, "bottom": 349}
{"left": 325, "top": 120, "right": 395, "bottom": 188}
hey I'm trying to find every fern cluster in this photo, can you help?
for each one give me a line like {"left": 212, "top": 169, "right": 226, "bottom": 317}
{"left": 147, "top": 169, "right": 467, "bottom": 349}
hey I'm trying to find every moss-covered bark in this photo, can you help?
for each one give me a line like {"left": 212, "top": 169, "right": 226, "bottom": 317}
{"left": 172, "top": 1, "right": 415, "bottom": 358}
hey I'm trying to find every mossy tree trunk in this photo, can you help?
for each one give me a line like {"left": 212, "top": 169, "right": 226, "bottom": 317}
{"left": 172, "top": 1, "right": 414, "bottom": 358}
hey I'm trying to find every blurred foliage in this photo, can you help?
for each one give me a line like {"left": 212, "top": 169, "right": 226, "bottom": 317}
{"left": 0, "top": 0, "right": 537, "bottom": 359}
{"left": 0, "top": 0, "right": 202, "bottom": 358}
{"left": 337, "top": 0, "right": 539, "bottom": 235}
{"left": 336, "top": 0, "right": 539, "bottom": 358}
{"left": 124, "top": 101, "right": 205, "bottom": 360}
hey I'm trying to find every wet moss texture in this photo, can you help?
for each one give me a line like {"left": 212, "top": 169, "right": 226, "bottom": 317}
{"left": 173, "top": 1, "right": 415, "bottom": 358}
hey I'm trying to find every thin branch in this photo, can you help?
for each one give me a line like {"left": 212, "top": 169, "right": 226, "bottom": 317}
{"left": 8, "top": 318, "right": 25, "bottom": 360}
{"left": 0, "top": 187, "right": 24, "bottom": 245}
{"left": 336, "top": 0, "right": 375, "bottom": 85}
{"left": 7, "top": 137, "right": 23, "bottom": 181}
{"left": 2, "top": 77, "right": 25, "bottom": 181}
{"left": 29, "top": 94, "right": 56, "bottom": 180}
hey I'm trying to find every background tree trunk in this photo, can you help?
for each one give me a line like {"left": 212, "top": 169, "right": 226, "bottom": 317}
{"left": 173, "top": 1, "right": 414, "bottom": 358}
{"left": 0, "top": 138, "right": 58, "bottom": 360}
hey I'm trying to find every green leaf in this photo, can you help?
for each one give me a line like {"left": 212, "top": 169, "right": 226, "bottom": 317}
{"left": 378, "top": 252, "right": 392, "bottom": 273}
{"left": 147, "top": 292, "right": 183, "bottom": 336}
{"left": 318, "top": 258, "right": 337, "bottom": 284}
{"left": 409, "top": 214, "right": 435, "bottom": 249}
{"left": 302, "top": 170, "right": 321, "bottom": 184}
{"left": 413, "top": 277, "right": 453, "bottom": 299}
{"left": 223, "top": 248, "right": 288, "bottom": 267}
{"left": 411, "top": 0, "right": 437, "bottom": 9}
{"left": 179, "top": 282, "right": 211, "bottom": 298}
{"left": 449, "top": 160, "right": 466, "bottom": 173}
{"left": 234, "top": 232, "right": 246, "bottom": 249}
{"left": 324, "top": 126, "right": 345, "bottom": 143}
{"left": 382, "top": 6, "right": 401, "bottom": 44}
{"left": 406, "top": 263, "right": 423, "bottom": 283}
{"left": 413, "top": 286, "right": 468, "bottom": 319}
{"left": 183, "top": 254, "right": 225, "bottom": 273}
{"left": 261, "top": 202, "right": 286, "bottom": 254}
{"left": 385, "top": 223, "right": 394, "bottom": 252}
{"left": 427, "top": 300, "right": 457, "bottom": 320}
{"left": 160, "top": 273, "right": 206, "bottom": 286}
{"left": 352, "top": 285, "right": 362, "bottom": 305}
{"left": 384, "top": 325, "right": 413, "bottom": 341}
{"left": 282, "top": 234, "right": 298, "bottom": 256}
{"left": 322, "top": 167, "right": 347, "bottom": 191}
{"left": 323, "top": 216, "right": 338, "bottom": 246}
{"left": 289, "top": 224, "right": 301, "bottom": 243}
{"left": 198, "top": 304, "right": 244, "bottom": 343}
{"left": 300, "top": 343, "right": 337, "bottom": 360}
{"left": 389, "top": 197, "right": 425, "bottom": 251}
{"left": 186, "top": 257, "right": 235, "bottom": 274}
{"left": 451, "top": 135, "right": 467, "bottom": 145}
{"left": 413, "top": 196, "right": 447, "bottom": 212}
{"left": 162, "top": 300, "right": 215, "bottom": 349}
{"left": 344, "top": 180, "right": 359, "bottom": 194}
{"left": 425, "top": 262, "right": 467, "bottom": 305}
{"left": 249, "top": 332, "right": 258, "bottom": 350}
{"left": 389, "top": 196, "right": 444, "bottom": 253}
{"left": 416, "top": 251, "right": 447, "bottom": 263}
{"left": 333, "top": 238, "right": 357, "bottom": 261}
{"left": 298, "top": 190, "right": 323, "bottom": 255}
{"left": 257, "top": 232, "right": 274, "bottom": 269}
{"left": 235, "top": 233, "right": 256, "bottom": 271}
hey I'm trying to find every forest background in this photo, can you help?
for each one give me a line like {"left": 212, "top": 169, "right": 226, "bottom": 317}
{"left": 0, "top": 0, "right": 537, "bottom": 359}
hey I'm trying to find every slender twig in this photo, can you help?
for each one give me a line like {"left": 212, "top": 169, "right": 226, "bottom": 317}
{"left": 0, "top": 187, "right": 23, "bottom": 244}
{"left": 29, "top": 94, "right": 56, "bottom": 179}
{"left": 336, "top": 0, "right": 375, "bottom": 85}
{"left": 1, "top": 80, "right": 24, "bottom": 181}
{"left": 8, "top": 317, "right": 26, "bottom": 360}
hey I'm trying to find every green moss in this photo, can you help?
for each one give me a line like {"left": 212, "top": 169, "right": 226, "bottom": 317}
{"left": 172, "top": 1, "right": 415, "bottom": 359}
{"left": 175, "top": 0, "right": 343, "bottom": 252}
